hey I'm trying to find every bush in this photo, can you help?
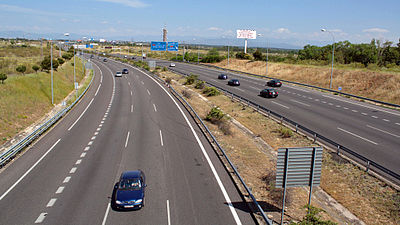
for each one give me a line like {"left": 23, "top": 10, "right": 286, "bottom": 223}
{"left": 162, "top": 66, "right": 168, "bottom": 71}
{"left": 290, "top": 205, "right": 337, "bottom": 225}
{"left": 62, "top": 53, "right": 73, "bottom": 60}
{"left": 57, "top": 58, "right": 65, "bottom": 65}
{"left": 279, "top": 126, "right": 293, "bottom": 138}
{"left": 16, "top": 65, "right": 26, "bottom": 74}
{"left": 32, "top": 65, "right": 40, "bottom": 73}
{"left": 253, "top": 50, "right": 263, "bottom": 61}
{"left": 165, "top": 77, "right": 172, "bottom": 84}
{"left": 194, "top": 80, "right": 205, "bottom": 89}
{"left": 203, "top": 86, "right": 220, "bottom": 96}
{"left": 181, "top": 89, "right": 192, "bottom": 99}
{"left": 0, "top": 73, "right": 7, "bottom": 84}
{"left": 236, "top": 52, "right": 251, "bottom": 60}
{"left": 184, "top": 73, "right": 198, "bottom": 85}
{"left": 206, "top": 107, "right": 225, "bottom": 122}
{"left": 218, "top": 121, "right": 232, "bottom": 135}
{"left": 40, "top": 57, "right": 59, "bottom": 71}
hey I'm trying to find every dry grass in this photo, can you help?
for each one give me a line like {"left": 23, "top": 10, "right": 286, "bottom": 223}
{"left": 161, "top": 70, "right": 399, "bottom": 224}
{"left": 212, "top": 58, "right": 400, "bottom": 105}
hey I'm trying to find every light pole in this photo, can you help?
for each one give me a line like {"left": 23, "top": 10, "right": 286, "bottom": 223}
{"left": 50, "top": 39, "right": 54, "bottom": 105}
{"left": 321, "top": 28, "right": 335, "bottom": 89}
{"left": 258, "top": 34, "right": 268, "bottom": 75}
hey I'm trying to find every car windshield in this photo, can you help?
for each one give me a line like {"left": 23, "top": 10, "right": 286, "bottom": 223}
{"left": 119, "top": 178, "right": 142, "bottom": 190}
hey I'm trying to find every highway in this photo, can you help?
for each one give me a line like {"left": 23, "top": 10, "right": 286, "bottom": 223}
{"left": 0, "top": 56, "right": 256, "bottom": 224}
{"left": 127, "top": 56, "right": 400, "bottom": 176}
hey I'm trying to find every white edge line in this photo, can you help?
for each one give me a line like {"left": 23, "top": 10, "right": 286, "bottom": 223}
{"left": 68, "top": 98, "right": 94, "bottom": 131}
{"left": 366, "top": 125, "right": 400, "bottom": 138}
{"left": 0, "top": 139, "right": 61, "bottom": 201}
{"left": 337, "top": 127, "right": 378, "bottom": 145}
{"left": 125, "top": 131, "right": 130, "bottom": 148}
{"left": 101, "top": 203, "right": 111, "bottom": 225}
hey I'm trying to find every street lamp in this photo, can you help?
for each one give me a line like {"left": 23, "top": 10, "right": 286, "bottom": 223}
{"left": 321, "top": 28, "right": 335, "bottom": 89}
{"left": 50, "top": 39, "right": 54, "bottom": 105}
{"left": 257, "top": 33, "right": 268, "bottom": 75}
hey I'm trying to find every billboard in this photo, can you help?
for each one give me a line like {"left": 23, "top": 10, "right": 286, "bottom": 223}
{"left": 151, "top": 41, "right": 167, "bottom": 51}
{"left": 237, "top": 29, "right": 257, "bottom": 39}
{"left": 167, "top": 42, "right": 179, "bottom": 51}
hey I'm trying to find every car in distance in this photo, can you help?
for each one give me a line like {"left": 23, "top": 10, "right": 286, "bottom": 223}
{"left": 122, "top": 68, "right": 129, "bottom": 74}
{"left": 115, "top": 71, "right": 123, "bottom": 77}
{"left": 228, "top": 79, "right": 240, "bottom": 86}
{"left": 260, "top": 88, "right": 278, "bottom": 98}
{"left": 115, "top": 170, "right": 146, "bottom": 209}
{"left": 218, "top": 74, "right": 228, "bottom": 80}
{"left": 103, "top": 58, "right": 107, "bottom": 62}
{"left": 266, "top": 79, "right": 282, "bottom": 87}
{"left": 170, "top": 63, "right": 176, "bottom": 67}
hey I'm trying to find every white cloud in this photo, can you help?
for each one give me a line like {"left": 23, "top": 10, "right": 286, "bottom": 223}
{"left": 208, "top": 27, "right": 222, "bottom": 31}
{"left": 0, "top": 4, "right": 70, "bottom": 16}
{"left": 362, "top": 28, "right": 389, "bottom": 33}
{"left": 96, "top": 0, "right": 149, "bottom": 8}
{"left": 276, "top": 28, "right": 290, "bottom": 34}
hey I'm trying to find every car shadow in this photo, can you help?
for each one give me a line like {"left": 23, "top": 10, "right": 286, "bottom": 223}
{"left": 110, "top": 182, "right": 141, "bottom": 212}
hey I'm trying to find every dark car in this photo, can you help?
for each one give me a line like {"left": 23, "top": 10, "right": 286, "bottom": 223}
{"left": 122, "top": 68, "right": 129, "bottom": 74}
{"left": 260, "top": 88, "right": 278, "bottom": 98}
{"left": 266, "top": 79, "right": 282, "bottom": 87}
{"left": 218, "top": 74, "right": 228, "bottom": 80}
{"left": 131, "top": 56, "right": 136, "bottom": 60}
{"left": 115, "top": 170, "right": 146, "bottom": 209}
{"left": 228, "top": 79, "right": 240, "bottom": 86}
{"left": 103, "top": 58, "right": 107, "bottom": 62}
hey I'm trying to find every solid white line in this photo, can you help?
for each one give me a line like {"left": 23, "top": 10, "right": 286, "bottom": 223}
{"left": 101, "top": 203, "right": 111, "bottom": 225}
{"left": 47, "top": 198, "right": 57, "bottom": 207}
{"left": 63, "top": 176, "right": 71, "bottom": 183}
{"left": 68, "top": 98, "right": 94, "bottom": 131}
{"left": 131, "top": 105, "right": 133, "bottom": 112}
{"left": 95, "top": 83, "right": 101, "bottom": 96}
{"left": 271, "top": 101, "right": 289, "bottom": 109}
{"left": 125, "top": 131, "right": 130, "bottom": 148}
{"left": 160, "top": 130, "right": 164, "bottom": 146}
{"left": 75, "top": 159, "right": 82, "bottom": 165}
{"left": 124, "top": 63, "right": 242, "bottom": 225}
{"left": 35, "top": 213, "right": 47, "bottom": 223}
{"left": 337, "top": 127, "right": 378, "bottom": 145}
{"left": 167, "top": 200, "right": 171, "bottom": 225}
{"left": 366, "top": 125, "right": 400, "bottom": 138}
{"left": 147, "top": 89, "right": 151, "bottom": 95}
{"left": 290, "top": 99, "right": 310, "bottom": 107}
{"left": 56, "top": 186, "right": 65, "bottom": 194}
{"left": 70, "top": 167, "right": 77, "bottom": 174}
{"left": 153, "top": 104, "right": 157, "bottom": 112}
{"left": 0, "top": 139, "right": 61, "bottom": 201}
{"left": 100, "top": 74, "right": 103, "bottom": 83}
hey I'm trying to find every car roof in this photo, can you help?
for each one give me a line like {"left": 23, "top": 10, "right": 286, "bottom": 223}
{"left": 123, "top": 68, "right": 128, "bottom": 70}
{"left": 231, "top": 79, "right": 239, "bottom": 81}
{"left": 121, "top": 170, "right": 143, "bottom": 179}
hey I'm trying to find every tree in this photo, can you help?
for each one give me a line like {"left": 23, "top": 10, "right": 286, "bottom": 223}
{"left": 62, "top": 53, "right": 73, "bottom": 60}
{"left": 40, "top": 56, "right": 59, "bottom": 71}
{"left": 0, "top": 73, "right": 7, "bottom": 84}
{"left": 253, "top": 50, "right": 263, "bottom": 61}
{"left": 16, "top": 65, "right": 27, "bottom": 74}
{"left": 57, "top": 58, "right": 65, "bottom": 65}
{"left": 32, "top": 65, "right": 40, "bottom": 73}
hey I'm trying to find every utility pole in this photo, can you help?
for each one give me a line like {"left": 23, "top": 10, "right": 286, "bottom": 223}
{"left": 50, "top": 39, "right": 54, "bottom": 105}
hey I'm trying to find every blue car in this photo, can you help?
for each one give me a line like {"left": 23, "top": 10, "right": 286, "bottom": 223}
{"left": 114, "top": 170, "right": 146, "bottom": 209}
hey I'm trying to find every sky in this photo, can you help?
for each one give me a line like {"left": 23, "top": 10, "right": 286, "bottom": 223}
{"left": 0, "top": 0, "right": 399, "bottom": 48}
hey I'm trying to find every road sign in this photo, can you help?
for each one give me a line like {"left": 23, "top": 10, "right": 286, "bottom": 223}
{"left": 237, "top": 29, "right": 257, "bottom": 39}
{"left": 167, "top": 42, "right": 179, "bottom": 51}
{"left": 338, "top": 86, "right": 342, "bottom": 91}
{"left": 75, "top": 82, "right": 79, "bottom": 90}
{"left": 151, "top": 41, "right": 167, "bottom": 51}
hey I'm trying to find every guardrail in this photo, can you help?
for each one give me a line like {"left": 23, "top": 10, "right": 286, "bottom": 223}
{"left": 169, "top": 67, "right": 400, "bottom": 186}
{"left": 129, "top": 64, "right": 273, "bottom": 225}
{"left": 0, "top": 57, "right": 94, "bottom": 167}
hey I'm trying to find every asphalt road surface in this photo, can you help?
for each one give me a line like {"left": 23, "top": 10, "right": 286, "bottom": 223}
{"left": 0, "top": 56, "right": 256, "bottom": 224}
{"left": 126, "top": 56, "right": 400, "bottom": 176}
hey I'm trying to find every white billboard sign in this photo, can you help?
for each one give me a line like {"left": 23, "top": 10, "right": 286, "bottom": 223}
{"left": 237, "top": 29, "right": 257, "bottom": 39}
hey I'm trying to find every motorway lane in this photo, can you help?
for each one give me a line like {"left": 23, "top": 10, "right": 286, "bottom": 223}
{"left": 142, "top": 58, "right": 400, "bottom": 174}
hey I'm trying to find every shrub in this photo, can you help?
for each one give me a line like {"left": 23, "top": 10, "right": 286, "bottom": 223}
{"left": 184, "top": 73, "right": 198, "bottom": 85}
{"left": 40, "top": 57, "right": 59, "bottom": 71}
{"left": 218, "top": 121, "right": 232, "bottom": 135}
{"left": 253, "top": 50, "right": 263, "bottom": 61}
{"left": 206, "top": 106, "right": 225, "bottom": 122}
{"left": 32, "top": 65, "right": 40, "bottom": 73}
{"left": 0, "top": 73, "right": 7, "bottom": 84}
{"left": 194, "top": 80, "right": 205, "bottom": 89}
{"left": 279, "top": 126, "right": 293, "bottom": 138}
{"left": 62, "top": 53, "right": 73, "bottom": 60}
{"left": 57, "top": 58, "right": 65, "bottom": 65}
{"left": 236, "top": 52, "right": 251, "bottom": 60}
{"left": 203, "top": 86, "right": 220, "bottom": 96}
{"left": 162, "top": 66, "right": 168, "bottom": 71}
{"left": 16, "top": 65, "right": 26, "bottom": 74}
{"left": 290, "top": 205, "right": 337, "bottom": 225}
{"left": 181, "top": 89, "right": 192, "bottom": 99}
{"left": 165, "top": 77, "right": 172, "bottom": 84}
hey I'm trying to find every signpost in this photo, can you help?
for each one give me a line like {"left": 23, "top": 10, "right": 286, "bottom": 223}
{"left": 167, "top": 42, "right": 179, "bottom": 51}
{"left": 236, "top": 29, "right": 257, "bottom": 54}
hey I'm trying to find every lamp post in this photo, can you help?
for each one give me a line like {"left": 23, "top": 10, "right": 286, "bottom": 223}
{"left": 258, "top": 33, "right": 268, "bottom": 75}
{"left": 50, "top": 39, "right": 54, "bottom": 105}
{"left": 321, "top": 28, "right": 335, "bottom": 89}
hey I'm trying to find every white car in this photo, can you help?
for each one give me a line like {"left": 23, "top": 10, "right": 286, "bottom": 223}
{"left": 115, "top": 71, "right": 123, "bottom": 77}
{"left": 170, "top": 63, "right": 175, "bottom": 67}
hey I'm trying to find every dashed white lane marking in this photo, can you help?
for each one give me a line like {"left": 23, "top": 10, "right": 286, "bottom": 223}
{"left": 97, "top": 128, "right": 101, "bottom": 131}
{"left": 147, "top": 89, "right": 151, "bottom": 95}
{"left": 328, "top": 103, "right": 333, "bottom": 105}
{"left": 63, "top": 176, "right": 71, "bottom": 183}
{"left": 47, "top": 198, "right": 57, "bottom": 207}
{"left": 131, "top": 105, "right": 133, "bottom": 112}
{"left": 315, "top": 99, "right": 320, "bottom": 101}
{"left": 101, "top": 203, "right": 111, "bottom": 225}
{"left": 362, "top": 113, "right": 368, "bottom": 115}
{"left": 290, "top": 99, "right": 310, "bottom": 107}
{"left": 99, "top": 124, "right": 103, "bottom": 127}
{"left": 372, "top": 116, "right": 378, "bottom": 119}
{"left": 125, "top": 131, "right": 130, "bottom": 148}
{"left": 80, "top": 153, "right": 86, "bottom": 158}
{"left": 94, "top": 132, "right": 99, "bottom": 135}
{"left": 396, "top": 123, "right": 400, "bottom": 126}
{"left": 68, "top": 98, "right": 94, "bottom": 131}
{"left": 101, "top": 121, "right": 104, "bottom": 124}
{"left": 35, "top": 213, "right": 47, "bottom": 223}
{"left": 84, "top": 146, "right": 90, "bottom": 151}
{"left": 0, "top": 139, "right": 61, "bottom": 201}
{"left": 95, "top": 83, "right": 101, "bottom": 96}
{"left": 344, "top": 107, "right": 348, "bottom": 110}
{"left": 128, "top": 82, "right": 131, "bottom": 86}
{"left": 249, "top": 86, "right": 259, "bottom": 90}
{"left": 337, "top": 127, "right": 378, "bottom": 145}
{"left": 75, "top": 159, "right": 82, "bottom": 165}
{"left": 88, "top": 141, "right": 93, "bottom": 145}
{"left": 308, "top": 97, "right": 313, "bottom": 100}
{"left": 271, "top": 101, "right": 290, "bottom": 109}
{"left": 167, "top": 200, "right": 171, "bottom": 225}
{"left": 130, "top": 91, "right": 133, "bottom": 96}
{"left": 234, "top": 87, "right": 245, "bottom": 92}
{"left": 322, "top": 101, "right": 327, "bottom": 103}
{"left": 153, "top": 104, "right": 157, "bottom": 112}
{"left": 383, "top": 119, "right": 390, "bottom": 122}
{"left": 69, "top": 167, "right": 77, "bottom": 174}
{"left": 91, "top": 136, "right": 96, "bottom": 140}
{"left": 366, "top": 125, "right": 400, "bottom": 138}
{"left": 56, "top": 186, "right": 65, "bottom": 194}
{"left": 160, "top": 130, "right": 164, "bottom": 146}
{"left": 336, "top": 105, "right": 341, "bottom": 107}
{"left": 141, "top": 81, "right": 144, "bottom": 85}
{"left": 352, "top": 110, "right": 358, "bottom": 112}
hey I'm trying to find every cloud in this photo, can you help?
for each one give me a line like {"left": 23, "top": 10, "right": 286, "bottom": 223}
{"left": 208, "top": 27, "right": 222, "bottom": 31}
{"left": 96, "top": 0, "right": 149, "bottom": 8}
{"left": 276, "top": 28, "right": 290, "bottom": 33}
{"left": 362, "top": 28, "right": 389, "bottom": 33}
{"left": 0, "top": 4, "right": 70, "bottom": 16}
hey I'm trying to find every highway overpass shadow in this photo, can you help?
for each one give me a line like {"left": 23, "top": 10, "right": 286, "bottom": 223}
{"left": 225, "top": 201, "right": 280, "bottom": 213}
